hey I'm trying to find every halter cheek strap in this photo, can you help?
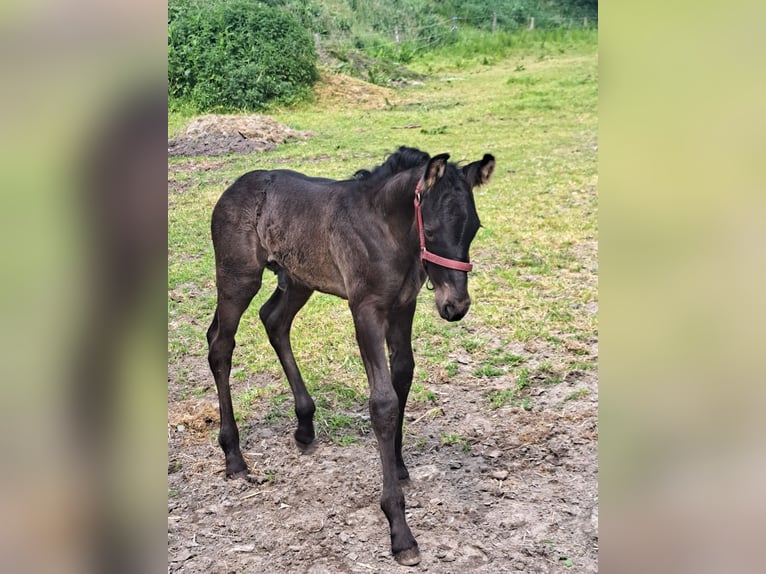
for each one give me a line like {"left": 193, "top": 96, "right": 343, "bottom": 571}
{"left": 413, "top": 180, "right": 474, "bottom": 272}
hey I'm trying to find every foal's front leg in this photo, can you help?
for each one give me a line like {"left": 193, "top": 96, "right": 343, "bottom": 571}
{"left": 352, "top": 303, "right": 420, "bottom": 566}
{"left": 386, "top": 302, "right": 417, "bottom": 481}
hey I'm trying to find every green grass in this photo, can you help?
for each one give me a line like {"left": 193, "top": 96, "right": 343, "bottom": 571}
{"left": 411, "top": 382, "right": 437, "bottom": 403}
{"left": 411, "top": 28, "right": 597, "bottom": 74}
{"left": 168, "top": 29, "right": 597, "bottom": 436}
{"left": 473, "top": 349, "right": 526, "bottom": 378}
{"left": 316, "top": 412, "right": 370, "bottom": 445}
{"left": 564, "top": 389, "right": 590, "bottom": 402}
{"left": 488, "top": 368, "right": 534, "bottom": 410}
{"left": 440, "top": 432, "right": 471, "bottom": 452}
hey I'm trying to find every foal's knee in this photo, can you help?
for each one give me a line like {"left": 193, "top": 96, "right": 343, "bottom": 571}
{"left": 369, "top": 392, "right": 399, "bottom": 437}
{"left": 390, "top": 350, "right": 414, "bottom": 378}
{"left": 208, "top": 336, "right": 235, "bottom": 372}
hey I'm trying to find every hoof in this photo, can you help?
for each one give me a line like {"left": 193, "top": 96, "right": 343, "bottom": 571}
{"left": 394, "top": 547, "right": 421, "bottom": 566}
{"left": 227, "top": 469, "right": 269, "bottom": 484}
{"left": 224, "top": 456, "right": 248, "bottom": 478}
{"left": 295, "top": 437, "right": 317, "bottom": 454}
{"left": 226, "top": 468, "right": 250, "bottom": 480}
{"left": 294, "top": 427, "right": 315, "bottom": 451}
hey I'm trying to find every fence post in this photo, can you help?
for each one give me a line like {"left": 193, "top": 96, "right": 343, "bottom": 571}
{"left": 492, "top": 12, "right": 497, "bottom": 33}
{"left": 529, "top": 17, "right": 535, "bottom": 30}
{"left": 394, "top": 26, "right": 400, "bottom": 53}
{"left": 584, "top": 16, "right": 588, "bottom": 28}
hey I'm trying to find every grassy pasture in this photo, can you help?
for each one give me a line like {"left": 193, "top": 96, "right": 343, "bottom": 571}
{"left": 168, "top": 29, "right": 597, "bottom": 443}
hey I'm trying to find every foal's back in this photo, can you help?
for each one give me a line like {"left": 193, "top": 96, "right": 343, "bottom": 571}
{"left": 211, "top": 169, "right": 364, "bottom": 298}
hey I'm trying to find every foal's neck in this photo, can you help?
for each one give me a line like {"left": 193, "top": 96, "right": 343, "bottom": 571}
{"left": 377, "top": 169, "right": 422, "bottom": 211}
{"left": 376, "top": 169, "right": 423, "bottom": 237}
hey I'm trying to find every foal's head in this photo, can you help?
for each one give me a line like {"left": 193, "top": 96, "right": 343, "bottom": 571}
{"left": 418, "top": 153, "right": 495, "bottom": 321}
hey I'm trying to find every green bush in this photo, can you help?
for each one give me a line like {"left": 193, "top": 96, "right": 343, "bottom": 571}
{"left": 168, "top": 0, "right": 319, "bottom": 112}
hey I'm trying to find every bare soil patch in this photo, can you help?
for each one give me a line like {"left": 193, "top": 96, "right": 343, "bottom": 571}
{"left": 168, "top": 348, "right": 597, "bottom": 573}
{"left": 168, "top": 115, "right": 313, "bottom": 158}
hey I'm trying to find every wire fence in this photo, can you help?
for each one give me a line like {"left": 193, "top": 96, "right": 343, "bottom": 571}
{"left": 313, "top": 11, "right": 598, "bottom": 56}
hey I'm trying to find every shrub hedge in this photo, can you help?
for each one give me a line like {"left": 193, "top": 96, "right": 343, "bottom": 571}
{"left": 168, "top": 0, "right": 319, "bottom": 112}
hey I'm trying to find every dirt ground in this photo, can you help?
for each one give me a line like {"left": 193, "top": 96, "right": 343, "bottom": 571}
{"left": 168, "top": 339, "right": 597, "bottom": 573}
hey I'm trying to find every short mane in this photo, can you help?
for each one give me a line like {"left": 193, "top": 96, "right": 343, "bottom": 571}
{"left": 354, "top": 146, "right": 430, "bottom": 182}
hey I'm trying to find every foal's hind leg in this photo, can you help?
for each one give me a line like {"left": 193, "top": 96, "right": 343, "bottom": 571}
{"left": 259, "top": 276, "right": 316, "bottom": 448}
{"left": 208, "top": 271, "right": 262, "bottom": 477}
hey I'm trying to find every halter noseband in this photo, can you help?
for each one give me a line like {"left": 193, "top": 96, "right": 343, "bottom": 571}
{"left": 413, "top": 180, "right": 474, "bottom": 272}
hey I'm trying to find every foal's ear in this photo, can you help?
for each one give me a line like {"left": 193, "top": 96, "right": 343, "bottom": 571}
{"left": 462, "top": 154, "right": 496, "bottom": 188}
{"left": 424, "top": 153, "right": 450, "bottom": 190}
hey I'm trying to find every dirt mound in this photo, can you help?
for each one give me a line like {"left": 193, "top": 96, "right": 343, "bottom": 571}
{"left": 319, "top": 49, "right": 426, "bottom": 89}
{"left": 168, "top": 114, "right": 313, "bottom": 157}
{"left": 313, "top": 71, "right": 398, "bottom": 109}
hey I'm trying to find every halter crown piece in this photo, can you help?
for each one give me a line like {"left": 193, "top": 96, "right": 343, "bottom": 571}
{"left": 413, "top": 180, "right": 474, "bottom": 272}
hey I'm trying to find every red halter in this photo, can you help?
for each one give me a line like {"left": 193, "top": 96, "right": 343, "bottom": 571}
{"left": 413, "top": 180, "right": 473, "bottom": 272}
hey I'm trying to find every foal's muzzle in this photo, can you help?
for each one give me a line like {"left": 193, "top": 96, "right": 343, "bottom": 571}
{"left": 439, "top": 296, "right": 471, "bottom": 322}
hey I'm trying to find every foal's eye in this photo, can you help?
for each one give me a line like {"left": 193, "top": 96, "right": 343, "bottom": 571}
{"left": 424, "top": 228, "right": 435, "bottom": 241}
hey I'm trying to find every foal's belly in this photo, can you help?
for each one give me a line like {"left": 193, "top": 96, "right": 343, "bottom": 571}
{"left": 281, "top": 259, "right": 348, "bottom": 299}
{"left": 262, "top": 236, "right": 348, "bottom": 299}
